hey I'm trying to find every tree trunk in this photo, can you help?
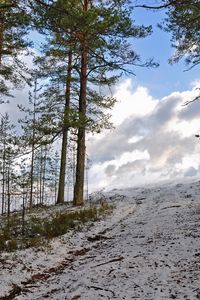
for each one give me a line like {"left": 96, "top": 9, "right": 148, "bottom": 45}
{"left": 39, "top": 145, "right": 43, "bottom": 205}
{"left": 41, "top": 144, "right": 47, "bottom": 205}
{"left": 7, "top": 160, "right": 10, "bottom": 229}
{"left": 73, "top": 0, "right": 88, "bottom": 206}
{"left": 57, "top": 49, "right": 72, "bottom": 204}
{"left": 54, "top": 176, "right": 57, "bottom": 205}
{"left": 22, "top": 185, "right": 25, "bottom": 236}
{"left": 0, "top": 9, "right": 5, "bottom": 66}
{"left": 29, "top": 78, "right": 37, "bottom": 209}
{"left": 36, "top": 167, "right": 39, "bottom": 205}
{"left": 1, "top": 141, "right": 5, "bottom": 215}
{"left": 29, "top": 139, "right": 35, "bottom": 209}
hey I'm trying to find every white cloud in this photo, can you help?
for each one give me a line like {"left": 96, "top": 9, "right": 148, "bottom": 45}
{"left": 111, "top": 79, "right": 158, "bottom": 126}
{"left": 128, "top": 135, "right": 144, "bottom": 144}
{"left": 190, "top": 79, "right": 200, "bottom": 89}
{"left": 88, "top": 149, "right": 150, "bottom": 191}
{"left": 88, "top": 78, "right": 200, "bottom": 191}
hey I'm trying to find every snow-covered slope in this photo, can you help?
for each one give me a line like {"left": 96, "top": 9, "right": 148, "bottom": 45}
{"left": 1, "top": 179, "right": 200, "bottom": 299}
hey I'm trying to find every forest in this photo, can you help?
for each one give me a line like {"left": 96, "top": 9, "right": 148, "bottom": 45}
{"left": 0, "top": 0, "right": 199, "bottom": 245}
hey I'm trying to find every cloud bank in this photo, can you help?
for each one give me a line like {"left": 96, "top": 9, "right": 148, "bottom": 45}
{"left": 88, "top": 79, "right": 200, "bottom": 191}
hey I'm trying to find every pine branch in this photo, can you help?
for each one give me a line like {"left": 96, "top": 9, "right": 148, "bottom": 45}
{"left": 134, "top": 1, "right": 180, "bottom": 10}
{"left": 135, "top": 0, "right": 200, "bottom": 10}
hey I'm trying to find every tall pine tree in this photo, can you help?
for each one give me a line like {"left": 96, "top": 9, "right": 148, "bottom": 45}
{"left": 31, "top": 0, "right": 156, "bottom": 206}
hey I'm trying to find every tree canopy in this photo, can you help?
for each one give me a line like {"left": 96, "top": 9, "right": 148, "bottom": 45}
{"left": 163, "top": 0, "right": 200, "bottom": 70}
{"left": 0, "top": 0, "right": 31, "bottom": 98}
{"left": 136, "top": 0, "right": 200, "bottom": 70}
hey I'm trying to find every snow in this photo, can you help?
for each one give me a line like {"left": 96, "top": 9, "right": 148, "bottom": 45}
{"left": 0, "top": 179, "right": 200, "bottom": 299}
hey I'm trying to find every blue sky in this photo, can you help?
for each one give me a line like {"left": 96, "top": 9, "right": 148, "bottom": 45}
{"left": 131, "top": 7, "right": 199, "bottom": 98}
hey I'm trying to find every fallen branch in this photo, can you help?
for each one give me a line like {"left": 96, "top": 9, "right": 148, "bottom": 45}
{"left": 161, "top": 205, "right": 181, "bottom": 210}
{"left": 89, "top": 285, "right": 115, "bottom": 297}
{"left": 93, "top": 256, "right": 124, "bottom": 267}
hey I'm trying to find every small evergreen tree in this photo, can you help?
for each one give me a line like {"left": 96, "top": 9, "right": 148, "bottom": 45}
{"left": 0, "top": 113, "right": 18, "bottom": 218}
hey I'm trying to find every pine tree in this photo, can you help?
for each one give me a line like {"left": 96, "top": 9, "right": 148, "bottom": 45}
{"left": 57, "top": 48, "right": 73, "bottom": 204}
{"left": 18, "top": 77, "right": 39, "bottom": 209}
{"left": 18, "top": 72, "right": 62, "bottom": 207}
{"left": 18, "top": 77, "right": 43, "bottom": 208}
{"left": 0, "top": 113, "right": 18, "bottom": 218}
{"left": 32, "top": 0, "right": 156, "bottom": 207}
{"left": 72, "top": 0, "right": 156, "bottom": 206}
{"left": 35, "top": 48, "right": 75, "bottom": 204}
{"left": 31, "top": 2, "right": 79, "bottom": 205}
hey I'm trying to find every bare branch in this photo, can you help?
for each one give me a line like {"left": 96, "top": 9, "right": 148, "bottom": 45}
{"left": 134, "top": 1, "right": 177, "bottom": 10}
{"left": 135, "top": 0, "right": 200, "bottom": 10}
{"left": 183, "top": 89, "right": 200, "bottom": 106}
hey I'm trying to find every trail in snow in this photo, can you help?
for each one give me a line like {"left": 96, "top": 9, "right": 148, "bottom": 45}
{"left": 1, "top": 179, "right": 200, "bottom": 300}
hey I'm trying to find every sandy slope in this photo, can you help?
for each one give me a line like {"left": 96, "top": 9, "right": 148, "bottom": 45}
{"left": 1, "top": 180, "right": 200, "bottom": 300}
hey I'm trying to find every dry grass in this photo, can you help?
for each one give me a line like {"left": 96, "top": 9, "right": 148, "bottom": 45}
{"left": 0, "top": 203, "right": 114, "bottom": 252}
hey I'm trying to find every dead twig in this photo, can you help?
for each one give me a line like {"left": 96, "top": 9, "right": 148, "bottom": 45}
{"left": 89, "top": 285, "right": 115, "bottom": 297}
{"left": 161, "top": 205, "right": 181, "bottom": 210}
{"left": 93, "top": 256, "right": 124, "bottom": 267}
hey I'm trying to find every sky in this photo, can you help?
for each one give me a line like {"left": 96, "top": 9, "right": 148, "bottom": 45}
{"left": 2, "top": 3, "right": 200, "bottom": 193}
{"left": 86, "top": 5, "right": 200, "bottom": 191}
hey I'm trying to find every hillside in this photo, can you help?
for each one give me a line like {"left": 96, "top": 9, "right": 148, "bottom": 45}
{"left": 0, "top": 179, "right": 200, "bottom": 300}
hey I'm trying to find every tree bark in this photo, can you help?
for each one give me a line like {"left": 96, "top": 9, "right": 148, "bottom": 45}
{"left": 0, "top": 9, "right": 5, "bottom": 66}
{"left": 57, "top": 49, "right": 72, "bottom": 204}
{"left": 29, "top": 78, "right": 37, "bottom": 209}
{"left": 1, "top": 141, "right": 5, "bottom": 215}
{"left": 7, "top": 159, "right": 11, "bottom": 229}
{"left": 41, "top": 144, "right": 47, "bottom": 205}
{"left": 73, "top": 0, "right": 88, "bottom": 206}
{"left": 39, "top": 145, "right": 43, "bottom": 204}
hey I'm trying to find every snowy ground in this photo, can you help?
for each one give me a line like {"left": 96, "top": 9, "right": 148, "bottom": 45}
{"left": 0, "top": 179, "right": 200, "bottom": 299}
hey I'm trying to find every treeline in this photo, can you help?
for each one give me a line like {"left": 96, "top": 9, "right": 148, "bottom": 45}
{"left": 0, "top": 0, "right": 199, "bottom": 215}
